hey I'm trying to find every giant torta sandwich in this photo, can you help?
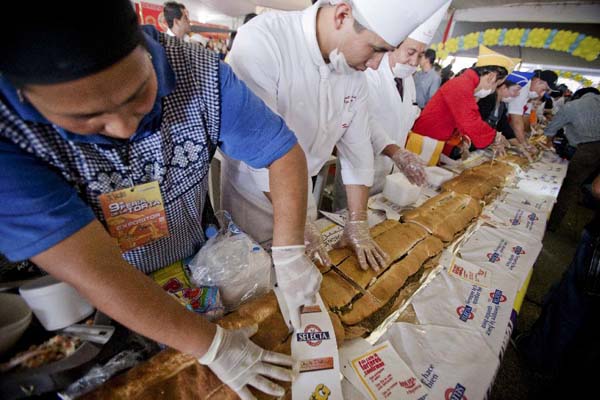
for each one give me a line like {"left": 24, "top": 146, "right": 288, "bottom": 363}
{"left": 85, "top": 220, "right": 447, "bottom": 398}
{"left": 441, "top": 161, "right": 515, "bottom": 203}
{"left": 84, "top": 291, "right": 345, "bottom": 400}
{"left": 320, "top": 222, "right": 443, "bottom": 337}
{"left": 402, "top": 191, "right": 482, "bottom": 243}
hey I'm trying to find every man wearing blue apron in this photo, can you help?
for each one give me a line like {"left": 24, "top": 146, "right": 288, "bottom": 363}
{"left": 0, "top": 1, "right": 317, "bottom": 398}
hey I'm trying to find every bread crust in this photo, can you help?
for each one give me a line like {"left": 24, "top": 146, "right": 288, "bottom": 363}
{"left": 81, "top": 349, "right": 204, "bottom": 400}
{"left": 338, "top": 236, "right": 443, "bottom": 326}
{"left": 319, "top": 270, "right": 360, "bottom": 310}
{"left": 403, "top": 192, "right": 481, "bottom": 242}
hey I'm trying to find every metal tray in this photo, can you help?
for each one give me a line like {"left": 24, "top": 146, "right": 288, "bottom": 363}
{"left": 0, "top": 311, "right": 111, "bottom": 399}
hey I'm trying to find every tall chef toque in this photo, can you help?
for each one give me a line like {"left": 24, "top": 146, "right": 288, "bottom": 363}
{"left": 329, "top": 0, "right": 453, "bottom": 47}
{"left": 0, "top": 0, "right": 144, "bottom": 86}
{"left": 408, "top": 1, "right": 452, "bottom": 45}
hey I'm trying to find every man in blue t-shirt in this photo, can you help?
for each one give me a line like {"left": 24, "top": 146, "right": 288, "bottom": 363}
{"left": 0, "top": 1, "right": 316, "bottom": 397}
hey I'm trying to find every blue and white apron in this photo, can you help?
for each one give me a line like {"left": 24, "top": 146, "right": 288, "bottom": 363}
{"left": 0, "top": 35, "right": 221, "bottom": 273}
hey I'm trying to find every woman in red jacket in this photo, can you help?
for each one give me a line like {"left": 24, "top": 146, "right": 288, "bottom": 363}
{"left": 409, "top": 46, "right": 517, "bottom": 162}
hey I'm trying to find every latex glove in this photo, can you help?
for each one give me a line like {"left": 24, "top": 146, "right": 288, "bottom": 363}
{"left": 516, "top": 142, "right": 536, "bottom": 161}
{"left": 459, "top": 135, "right": 472, "bottom": 161}
{"left": 390, "top": 148, "right": 427, "bottom": 186}
{"left": 516, "top": 145, "right": 534, "bottom": 163}
{"left": 304, "top": 219, "right": 332, "bottom": 267}
{"left": 490, "top": 132, "right": 509, "bottom": 158}
{"left": 459, "top": 141, "right": 471, "bottom": 161}
{"left": 542, "top": 136, "right": 556, "bottom": 152}
{"left": 199, "top": 325, "right": 293, "bottom": 400}
{"left": 525, "top": 142, "right": 540, "bottom": 156}
{"left": 272, "top": 245, "right": 322, "bottom": 329}
{"left": 334, "top": 210, "right": 390, "bottom": 272}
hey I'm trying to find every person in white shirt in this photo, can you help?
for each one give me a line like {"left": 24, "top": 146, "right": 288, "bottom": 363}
{"left": 333, "top": 1, "right": 451, "bottom": 207}
{"left": 507, "top": 69, "right": 558, "bottom": 158}
{"left": 220, "top": 0, "right": 447, "bottom": 272}
{"left": 163, "top": 1, "right": 191, "bottom": 40}
{"left": 365, "top": 1, "right": 451, "bottom": 194}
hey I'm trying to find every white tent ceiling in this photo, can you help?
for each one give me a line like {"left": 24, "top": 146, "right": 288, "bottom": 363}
{"left": 144, "top": 1, "right": 600, "bottom": 25}
{"left": 167, "top": 0, "right": 600, "bottom": 21}
{"left": 141, "top": 1, "right": 600, "bottom": 71}
{"left": 452, "top": 1, "right": 600, "bottom": 24}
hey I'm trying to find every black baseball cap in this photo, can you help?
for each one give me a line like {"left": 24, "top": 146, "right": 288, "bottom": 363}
{"left": 534, "top": 70, "right": 559, "bottom": 91}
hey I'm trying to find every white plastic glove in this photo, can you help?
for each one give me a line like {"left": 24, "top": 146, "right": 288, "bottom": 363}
{"left": 516, "top": 144, "right": 534, "bottom": 162}
{"left": 334, "top": 210, "right": 390, "bottom": 272}
{"left": 198, "top": 325, "right": 293, "bottom": 400}
{"left": 272, "top": 245, "right": 322, "bottom": 329}
{"left": 524, "top": 142, "right": 540, "bottom": 156}
{"left": 458, "top": 135, "right": 472, "bottom": 161}
{"left": 304, "top": 219, "right": 332, "bottom": 267}
{"left": 390, "top": 148, "right": 427, "bottom": 186}
{"left": 490, "top": 132, "right": 509, "bottom": 158}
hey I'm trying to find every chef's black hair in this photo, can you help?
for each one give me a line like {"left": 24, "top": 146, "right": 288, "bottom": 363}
{"left": 472, "top": 65, "right": 508, "bottom": 82}
{"left": 164, "top": 2, "right": 186, "bottom": 29}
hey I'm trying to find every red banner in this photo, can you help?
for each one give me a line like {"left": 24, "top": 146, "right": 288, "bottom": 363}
{"left": 136, "top": 1, "right": 167, "bottom": 32}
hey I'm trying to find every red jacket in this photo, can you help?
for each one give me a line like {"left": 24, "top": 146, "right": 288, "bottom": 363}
{"left": 412, "top": 69, "right": 496, "bottom": 149}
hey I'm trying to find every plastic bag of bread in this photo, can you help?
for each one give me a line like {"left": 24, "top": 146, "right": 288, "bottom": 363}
{"left": 188, "top": 212, "right": 272, "bottom": 311}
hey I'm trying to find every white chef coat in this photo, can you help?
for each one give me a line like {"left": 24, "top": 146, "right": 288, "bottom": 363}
{"left": 220, "top": 1, "right": 374, "bottom": 242}
{"left": 366, "top": 53, "right": 420, "bottom": 193}
{"left": 508, "top": 80, "right": 531, "bottom": 116}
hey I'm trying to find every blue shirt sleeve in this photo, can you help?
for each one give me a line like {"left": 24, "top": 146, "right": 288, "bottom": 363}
{"left": 217, "top": 62, "right": 298, "bottom": 169}
{"left": 0, "top": 138, "right": 96, "bottom": 261}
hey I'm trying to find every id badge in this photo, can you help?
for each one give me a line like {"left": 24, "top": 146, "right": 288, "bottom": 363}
{"left": 99, "top": 181, "right": 169, "bottom": 252}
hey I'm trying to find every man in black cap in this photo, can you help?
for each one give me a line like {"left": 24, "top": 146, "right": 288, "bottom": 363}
{"left": 0, "top": 1, "right": 320, "bottom": 398}
{"left": 507, "top": 69, "right": 559, "bottom": 158}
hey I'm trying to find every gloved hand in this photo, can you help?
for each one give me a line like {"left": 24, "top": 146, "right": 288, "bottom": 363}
{"left": 272, "top": 245, "right": 322, "bottom": 329}
{"left": 516, "top": 144, "right": 534, "bottom": 162}
{"left": 334, "top": 210, "right": 390, "bottom": 272}
{"left": 515, "top": 141, "right": 537, "bottom": 161}
{"left": 490, "top": 132, "right": 509, "bottom": 158}
{"left": 390, "top": 148, "right": 427, "bottom": 186}
{"left": 458, "top": 135, "right": 472, "bottom": 161}
{"left": 525, "top": 142, "right": 540, "bottom": 156}
{"left": 304, "top": 219, "right": 332, "bottom": 267}
{"left": 199, "top": 325, "right": 293, "bottom": 400}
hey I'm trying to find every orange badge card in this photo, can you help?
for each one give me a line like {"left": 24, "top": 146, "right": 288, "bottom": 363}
{"left": 99, "top": 181, "right": 169, "bottom": 252}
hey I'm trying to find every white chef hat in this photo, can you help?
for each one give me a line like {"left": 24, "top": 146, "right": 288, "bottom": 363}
{"left": 329, "top": 0, "right": 452, "bottom": 47}
{"left": 408, "top": 1, "right": 451, "bottom": 45}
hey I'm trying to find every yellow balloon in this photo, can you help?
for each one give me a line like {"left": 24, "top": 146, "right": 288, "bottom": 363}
{"left": 504, "top": 28, "right": 525, "bottom": 47}
{"left": 483, "top": 29, "right": 501, "bottom": 47}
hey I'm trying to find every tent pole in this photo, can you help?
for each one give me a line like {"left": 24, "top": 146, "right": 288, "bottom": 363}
{"left": 441, "top": 8, "right": 455, "bottom": 46}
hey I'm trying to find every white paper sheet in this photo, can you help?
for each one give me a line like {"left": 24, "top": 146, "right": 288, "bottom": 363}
{"left": 379, "top": 323, "right": 499, "bottom": 400}
{"left": 340, "top": 339, "right": 429, "bottom": 400}
{"left": 457, "top": 225, "right": 542, "bottom": 287}
{"left": 409, "top": 264, "right": 520, "bottom": 356}
{"left": 481, "top": 202, "right": 547, "bottom": 240}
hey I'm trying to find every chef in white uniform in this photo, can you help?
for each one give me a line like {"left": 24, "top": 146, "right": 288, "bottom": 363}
{"left": 221, "top": 0, "right": 447, "bottom": 272}
{"left": 334, "top": 1, "right": 451, "bottom": 205}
